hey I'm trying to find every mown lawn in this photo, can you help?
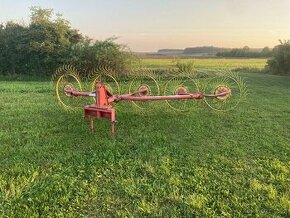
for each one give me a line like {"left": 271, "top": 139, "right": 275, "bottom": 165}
{"left": 0, "top": 69, "right": 289, "bottom": 217}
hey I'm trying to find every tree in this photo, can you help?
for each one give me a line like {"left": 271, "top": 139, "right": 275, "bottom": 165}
{"left": 0, "top": 21, "right": 29, "bottom": 75}
{"left": 67, "top": 37, "right": 137, "bottom": 75}
{"left": 0, "top": 7, "right": 137, "bottom": 78}
{"left": 27, "top": 7, "right": 84, "bottom": 76}
{"left": 0, "top": 7, "right": 84, "bottom": 77}
{"left": 242, "top": 46, "right": 250, "bottom": 52}
{"left": 266, "top": 40, "right": 290, "bottom": 75}
{"left": 261, "top": 46, "right": 272, "bottom": 57}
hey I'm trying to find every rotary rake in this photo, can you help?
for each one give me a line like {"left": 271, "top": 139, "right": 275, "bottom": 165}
{"left": 53, "top": 65, "right": 247, "bottom": 135}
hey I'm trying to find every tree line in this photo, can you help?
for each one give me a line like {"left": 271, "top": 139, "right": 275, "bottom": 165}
{"left": 158, "top": 46, "right": 273, "bottom": 58}
{"left": 216, "top": 46, "right": 272, "bottom": 58}
{"left": 184, "top": 46, "right": 229, "bottom": 55}
{"left": 0, "top": 7, "right": 135, "bottom": 78}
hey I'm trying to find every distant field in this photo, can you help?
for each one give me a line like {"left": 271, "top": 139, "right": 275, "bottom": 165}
{"left": 0, "top": 67, "right": 290, "bottom": 216}
{"left": 141, "top": 58, "right": 267, "bottom": 70}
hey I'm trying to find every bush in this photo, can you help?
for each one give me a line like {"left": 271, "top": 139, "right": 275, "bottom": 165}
{"left": 0, "top": 7, "right": 137, "bottom": 78}
{"left": 266, "top": 40, "right": 290, "bottom": 75}
{"left": 67, "top": 38, "right": 138, "bottom": 76}
{"left": 174, "top": 60, "right": 195, "bottom": 74}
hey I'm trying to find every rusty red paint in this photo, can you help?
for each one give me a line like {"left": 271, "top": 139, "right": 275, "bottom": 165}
{"left": 64, "top": 82, "right": 230, "bottom": 135}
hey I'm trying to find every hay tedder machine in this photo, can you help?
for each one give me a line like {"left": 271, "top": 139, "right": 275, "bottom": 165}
{"left": 53, "top": 66, "right": 247, "bottom": 135}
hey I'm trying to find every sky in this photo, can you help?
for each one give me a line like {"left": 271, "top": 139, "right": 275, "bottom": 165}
{"left": 0, "top": 0, "right": 290, "bottom": 52}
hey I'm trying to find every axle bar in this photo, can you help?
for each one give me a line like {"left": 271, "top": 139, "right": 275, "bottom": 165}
{"left": 117, "top": 92, "right": 203, "bottom": 101}
{"left": 66, "top": 88, "right": 230, "bottom": 102}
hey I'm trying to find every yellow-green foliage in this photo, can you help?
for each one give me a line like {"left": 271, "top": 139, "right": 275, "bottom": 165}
{"left": 141, "top": 58, "right": 267, "bottom": 70}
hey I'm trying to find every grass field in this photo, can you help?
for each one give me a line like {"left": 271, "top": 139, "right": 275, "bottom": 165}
{"left": 141, "top": 58, "right": 267, "bottom": 70}
{"left": 0, "top": 59, "right": 290, "bottom": 217}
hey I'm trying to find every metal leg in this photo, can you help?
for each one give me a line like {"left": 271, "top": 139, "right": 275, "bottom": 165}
{"left": 111, "top": 121, "right": 115, "bottom": 136}
{"left": 90, "top": 118, "right": 95, "bottom": 132}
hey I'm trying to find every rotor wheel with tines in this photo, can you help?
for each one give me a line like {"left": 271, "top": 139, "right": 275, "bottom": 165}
{"left": 129, "top": 75, "right": 160, "bottom": 110}
{"left": 55, "top": 73, "right": 83, "bottom": 110}
{"left": 90, "top": 74, "right": 120, "bottom": 95}
{"left": 202, "top": 72, "right": 246, "bottom": 112}
{"left": 163, "top": 76, "right": 200, "bottom": 112}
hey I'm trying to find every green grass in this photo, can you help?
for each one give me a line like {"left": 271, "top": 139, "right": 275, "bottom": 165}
{"left": 141, "top": 58, "right": 267, "bottom": 70}
{"left": 0, "top": 68, "right": 290, "bottom": 216}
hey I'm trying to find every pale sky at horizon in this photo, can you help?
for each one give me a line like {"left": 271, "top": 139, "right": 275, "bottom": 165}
{"left": 1, "top": 0, "right": 290, "bottom": 52}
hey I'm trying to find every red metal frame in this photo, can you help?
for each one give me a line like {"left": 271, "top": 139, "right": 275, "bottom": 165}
{"left": 64, "top": 81, "right": 230, "bottom": 135}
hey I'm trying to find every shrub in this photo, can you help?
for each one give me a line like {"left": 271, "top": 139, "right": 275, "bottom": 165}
{"left": 266, "top": 40, "right": 290, "bottom": 76}
{"left": 174, "top": 60, "right": 195, "bottom": 74}
{"left": 67, "top": 38, "right": 138, "bottom": 76}
{"left": 0, "top": 7, "right": 138, "bottom": 78}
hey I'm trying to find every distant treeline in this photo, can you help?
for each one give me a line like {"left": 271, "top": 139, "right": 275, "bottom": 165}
{"left": 157, "top": 46, "right": 273, "bottom": 58}
{"left": 157, "top": 49, "right": 184, "bottom": 54}
{"left": 183, "top": 46, "right": 230, "bottom": 55}
{"left": 217, "top": 46, "right": 272, "bottom": 58}
{"left": 157, "top": 46, "right": 229, "bottom": 56}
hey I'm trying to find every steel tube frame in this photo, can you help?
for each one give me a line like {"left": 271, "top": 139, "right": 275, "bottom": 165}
{"left": 67, "top": 89, "right": 229, "bottom": 102}
{"left": 63, "top": 82, "right": 231, "bottom": 135}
